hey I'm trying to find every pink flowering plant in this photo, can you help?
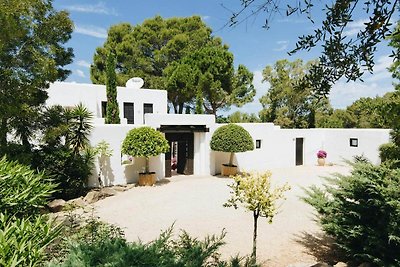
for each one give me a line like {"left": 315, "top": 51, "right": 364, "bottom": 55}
{"left": 317, "top": 150, "right": 327, "bottom": 159}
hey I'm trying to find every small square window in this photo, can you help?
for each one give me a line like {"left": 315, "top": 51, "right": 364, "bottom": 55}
{"left": 256, "top": 139, "right": 262, "bottom": 149}
{"left": 350, "top": 138, "right": 358, "bottom": 147}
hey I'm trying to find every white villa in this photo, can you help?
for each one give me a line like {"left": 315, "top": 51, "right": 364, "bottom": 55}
{"left": 46, "top": 79, "right": 391, "bottom": 187}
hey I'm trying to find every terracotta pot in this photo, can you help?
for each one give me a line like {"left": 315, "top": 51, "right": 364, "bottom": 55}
{"left": 221, "top": 164, "right": 238, "bottom": 176}
{"left": 317, "top": 158, "right": 326, "bottom": 166}
{"left": 138, "top": 172, "right": 156, "bottom": 186}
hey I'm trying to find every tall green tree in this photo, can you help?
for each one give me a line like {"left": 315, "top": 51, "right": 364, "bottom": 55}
{"left": 228, "top": 1, "right": 399, "bottom": 97}
{"left": 91, "top": 16, "right": 255, "bottom": 115}
{"left": 0, "top": 0, "right": 74, "bottom": 149}
{"left": 105, "top": 52, "right": 120, "bottom": 124}
{"left": 259, "top": 59, "right": 328, "bottom": 128}
{"left": 91, "top": 16, "right": 218, "bottom": 89}
{"left": 181, "top": 46, "right": 255, "bottom": 115}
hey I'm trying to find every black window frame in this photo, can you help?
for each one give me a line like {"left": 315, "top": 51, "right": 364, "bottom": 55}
{"left": 350, "top": 138, "right": 358, "bottom": 147}
{"left": 256, "top": 139, "right": 262, "bottom": 149}
{"left": 123, "top": 102, "right": 135, "bottom": 124}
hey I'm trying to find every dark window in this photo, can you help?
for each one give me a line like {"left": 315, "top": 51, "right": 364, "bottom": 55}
{"left": 144, "top": 103, "right": 153, "bottom": 114}
{"left": 350, "top": 138, "right": 358, "bottom": 147}
{"left": 256, "top": 139, "right": 262, "bottom": 149}
{"left": 143, "top": 103, "right": 153, "bottom": 123}
{"left": 123, "top": 102, "right": 134, "bottom": 124}
{"left": 101, "top": 101, "right": 107, "bottom": 118}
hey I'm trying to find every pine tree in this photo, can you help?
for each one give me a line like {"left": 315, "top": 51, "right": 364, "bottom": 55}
{"left": 105, "top": 52, "right": 120, "bottom": 124}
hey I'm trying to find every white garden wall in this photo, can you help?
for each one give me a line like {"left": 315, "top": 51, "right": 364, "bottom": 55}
{"left": 211, "top": 125, "right": 391, "bottom": 174}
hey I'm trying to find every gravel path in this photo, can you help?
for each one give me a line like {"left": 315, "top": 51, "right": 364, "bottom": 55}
{"left": 94, "top": 165, "right": 350, "bottom": 267}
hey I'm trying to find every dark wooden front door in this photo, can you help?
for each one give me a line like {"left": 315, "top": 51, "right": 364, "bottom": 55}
{"left": 295, "top": 138, "right": 304, "bottom": 166}
{"left": 165, "top": 133, "right": 194, "bottom": 177}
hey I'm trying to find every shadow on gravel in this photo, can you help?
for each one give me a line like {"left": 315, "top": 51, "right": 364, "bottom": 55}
{"left": 294, "top": 231, "right": 347, "bottom": 266}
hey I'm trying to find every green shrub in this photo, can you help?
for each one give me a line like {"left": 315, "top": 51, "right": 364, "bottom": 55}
{"left": 50, "top": 223, "right": 259, "bottom": 267}
{"left": 303, "top": 162, "right": 400, "bottom": 266}
{"left": 0, "top": 156, "right": 56, "bottom": 217}
{"left": 210, "top": 124, "right": 254, "bottom": 166}
{"left": 121, "top": 127, "right": 169, "bottom": 173}
{"left": 0, "top": 214, "right": 61, "bottom": 267}
{"left": 379, "top": 142, "right": 400, "bottom": 168}
{"left": 31, "top": 146, "right": 92, "bottom": 200}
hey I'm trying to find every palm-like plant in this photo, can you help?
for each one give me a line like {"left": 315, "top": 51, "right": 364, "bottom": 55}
{"left": 67, "top": 103, "right": 93, "bottom": 154}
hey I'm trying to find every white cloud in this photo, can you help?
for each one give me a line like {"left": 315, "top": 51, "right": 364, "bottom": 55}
{"left": 75, "top": 25, "right": 107, "bottom": 38}
{"left": 64, "top": 2, "right": 118, "bottom": 16}
{"left": 202, "top": 15, "right": 210, "bottom": 21}
{"left": 273, "top": 40, "right": 289, "bottom": 51}
{"left": 76, "top": 60, "right": 91, "bottom": 68}
{"left": 330, "top": 80, "right": 393, "bottom": 109}
{"left": 343, "top": 19, "right": 368, "bottom": 37}
{"left": 76, "top": 69, "right": 86, "bottom": 78}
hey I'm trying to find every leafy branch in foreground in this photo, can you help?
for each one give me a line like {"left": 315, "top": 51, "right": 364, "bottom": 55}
{"left": 227, "top": 0, "right": 399, "bottom": 97}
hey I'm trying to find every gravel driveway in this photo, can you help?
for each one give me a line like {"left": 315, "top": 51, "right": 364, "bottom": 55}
{"left": 94, "top": 165, "right": 350, "bottom": 267}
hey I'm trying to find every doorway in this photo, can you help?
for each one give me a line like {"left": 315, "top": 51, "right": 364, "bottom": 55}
{"left": 165, "top": 132, "right": 194, "bottom": 177}
{"left": 295, "top": 138, "right": 304, "bottom": 166}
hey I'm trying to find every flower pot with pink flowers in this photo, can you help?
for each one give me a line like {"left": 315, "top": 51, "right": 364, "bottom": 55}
{"left": 317, "top": 150, "right": 327, "bottom": 166}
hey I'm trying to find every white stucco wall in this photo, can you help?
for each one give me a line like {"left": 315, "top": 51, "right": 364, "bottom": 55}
{"left": 211, "top": 125, "right": 391, "bottom": 174}
{"left": 88, "top": 124, "right": 165, "bottom": 186}
{"left": 46, "top": 82, "right": 168, "bottom": 125}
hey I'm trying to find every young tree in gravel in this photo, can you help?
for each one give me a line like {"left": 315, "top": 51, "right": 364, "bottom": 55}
{"left": 105, "top": 52, "right": 120, "bottom": 124}
{"left": 0, "top": 0, "right": 73, "bottom": 150}
{"left": 224, "top": 171, "right": 290, "bottom": 260}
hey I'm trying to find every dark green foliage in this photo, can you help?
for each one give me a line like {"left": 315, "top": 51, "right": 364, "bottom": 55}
{"left": 0, "top": 156, "right": 56, "bottom": 217}
{"left": 105, "top": 52, "right": 120, "bottom": 124}
{"left": 121, "top": 127, "right": 169, "bottom": 158}
{"left": 32, "top": 146, "right": 92, "bottom": 200}
{"left": 303, "top": 162, "right": 400, "bottom": 265}
{"left": 379, "top": 143, "right": 400, "bottom": 169}
{"left": 0, "top": 214, "right": 61, "bottom": 267}
{"left": 210, "top": 124, "right": 254, "bottom": 153}
{"left": 51, "top": 222, "right": 259, "bottom": 267}
{"left": 0, "top": 0, "right": 73, "bottom": 148}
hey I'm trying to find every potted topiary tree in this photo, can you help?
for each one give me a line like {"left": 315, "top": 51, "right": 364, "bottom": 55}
{"left": 121, "top": 127, "right": 169, "bottom": 186}
{"left": 210, "top": 123, "right": 254, "bottom": 176}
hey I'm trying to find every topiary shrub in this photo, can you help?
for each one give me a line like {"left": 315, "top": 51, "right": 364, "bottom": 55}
{"left": 121, "top": 127, "right": 169, "bottom": 173}
{"left": 303, "top": 162, "right": 400, "bottom": 265}
{"left": 210, "top": 123, "right": 254, "bottom": 166}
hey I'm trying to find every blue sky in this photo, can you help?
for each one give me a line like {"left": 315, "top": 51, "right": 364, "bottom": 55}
{"left": 53, "top": 0, "right": 397, "bottom": 114}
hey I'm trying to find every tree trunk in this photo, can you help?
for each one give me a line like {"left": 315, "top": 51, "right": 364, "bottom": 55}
{"left": 173, "top": 104, "right": 178, "bottom": 114}
{"left": 0, "top": 118, "right": 7, "bottom": 149}
{"left": 145, "top": 157, "right": 150, "bottom": 173}
{"left": 178, "top": 103, "right": 184, "bottom": 114}
{"left": 252, "top": 210, "right": 259, "bottom": 259}
{"left": 229, "top": 152, "right": 234, "bottom": 166}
